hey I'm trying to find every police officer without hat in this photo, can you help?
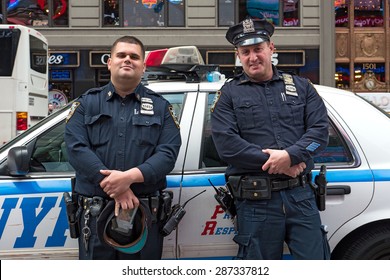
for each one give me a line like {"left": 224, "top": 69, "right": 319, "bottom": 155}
{"left": 211, "top": 18, "right": 330, "bottom": 260}
{"left": 64, "top": 36, "right": 181, "bottom": 260}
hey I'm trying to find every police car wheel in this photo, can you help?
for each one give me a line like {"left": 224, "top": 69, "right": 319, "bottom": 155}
{"left": 332, "top": 223, "right": 390, "bottom": 260}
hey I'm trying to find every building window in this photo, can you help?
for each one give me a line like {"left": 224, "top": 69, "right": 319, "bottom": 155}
{"left": 218, "top": 0, "right": 235, "bottom": 26}
{"left": 104, "top": 0, "right": 120, "bottom": 26}
{"left": 103, "top": 0, "right": 185, "bottom": 27}
{"left": 0, "top": 1, "right": 3, "bottom": 23}
{"left": 4, "top": 0, "right": 68, "bottom": 27}
{"left": 238, "top": 0, "right": 300, "bottom": 27}
{"left": 335, "top": 64, "right": 350, "bottom": 89}
{"left": 335, "top": 0, "right": 349, "bottom": 27}
{"left": 354, "top": 0, "right": 384, "bottom": 27}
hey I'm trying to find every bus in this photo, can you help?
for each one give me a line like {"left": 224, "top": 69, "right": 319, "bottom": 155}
{"left": 0, "top": 25, "right": 48, "bottom": 145}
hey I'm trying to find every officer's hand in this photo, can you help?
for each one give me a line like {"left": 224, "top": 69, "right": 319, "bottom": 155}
{"left": 100, "top": 169, "right": 131, "bottom": 198}
{"left": 283, "top": 162, "right": 306, "bottom": 178}
{"left": 114, "top": 188, "right": 139, "bottom": 216}
{"left": 262, "top": 149, "right": 291, "bottom": 174}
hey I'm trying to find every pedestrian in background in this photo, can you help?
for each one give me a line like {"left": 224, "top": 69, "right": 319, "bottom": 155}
{"left": 48, "top": 103, "right": 54, "bottom": 115}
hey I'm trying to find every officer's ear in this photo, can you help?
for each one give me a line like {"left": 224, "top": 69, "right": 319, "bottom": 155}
{"left": 269, "top": 42, "right": 275, "bottom": 53}
{"left": 107, "top": 57, "right": 112, "bottom": 71}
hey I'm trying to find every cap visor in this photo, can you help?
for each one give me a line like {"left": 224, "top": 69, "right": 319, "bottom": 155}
{"left": 237, "top": 37, "right": 268, "bottom": 47}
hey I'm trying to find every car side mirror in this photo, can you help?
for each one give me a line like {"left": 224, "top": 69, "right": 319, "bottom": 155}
{"left": 8, "top": 146, "right": 29, "bottom": 176}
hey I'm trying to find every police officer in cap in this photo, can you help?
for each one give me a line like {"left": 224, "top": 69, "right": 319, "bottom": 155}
{"left": 211, "top": 18, "right": 330, "bottom": 260}
{"left": 65, "top": 36, "right": 181, "bottom": 259}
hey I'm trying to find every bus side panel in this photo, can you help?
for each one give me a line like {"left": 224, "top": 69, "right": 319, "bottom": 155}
{"left": 0, "top": 78, "right": 18, "bottom": 144}
{"left": 0, "top": 113, "right": 13, "bottom": 145}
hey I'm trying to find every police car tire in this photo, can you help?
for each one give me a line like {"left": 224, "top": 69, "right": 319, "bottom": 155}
{"left": 334, "top": 223, "right": 390, "bottom": 260}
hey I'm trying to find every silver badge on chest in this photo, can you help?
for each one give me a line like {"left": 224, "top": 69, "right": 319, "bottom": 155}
{"left": 140, "top": 97, "right": 154, "bottom": 115}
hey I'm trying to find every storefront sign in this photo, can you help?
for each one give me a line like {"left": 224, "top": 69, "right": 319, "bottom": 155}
{"left": 90, "top": 51, "right": 111, "bottom": 67}
{"left": 51, "top": 70, "right": 71, "bottom": 81}
{"left": 48, "top": 51, "right": 79, "bottom": 67}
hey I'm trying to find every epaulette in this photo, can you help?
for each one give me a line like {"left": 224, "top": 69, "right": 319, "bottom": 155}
{"left": 82, "top": 87, "right": 103, "bottom": 96}
{"left": 144, "top": 87, "right": 161, "bottom": 97}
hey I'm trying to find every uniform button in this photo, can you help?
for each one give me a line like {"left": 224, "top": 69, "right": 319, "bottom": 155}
{"left": 118, "top": 150, "right": 123, "bottom": 155}
{"left": 277, "top": 135, "right": 281, "bottom": 140}
{"left": 145, "top": 121, "right": 150, "bottom": 124}
{"left": 119, "top": 133, "right": 123, "bottom": 137}
{"left": 269, "top": 101, "right": 273, "bottom": 105}
{"left": 120, "top": 117, "right": 124, "bottom": 121}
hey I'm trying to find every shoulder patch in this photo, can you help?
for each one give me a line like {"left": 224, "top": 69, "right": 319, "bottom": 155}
{"left": 66, "top": 102, "right": 80, "bottom": 123}
{"left": 210, "top": 90, "right": 222, "bottom": 113}
{"left": 168, "top": 105, "right": 180, "bottom": 129}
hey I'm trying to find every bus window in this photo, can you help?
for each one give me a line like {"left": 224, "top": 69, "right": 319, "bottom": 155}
{"left": 0, "top": 28, "right": 20, "bottom": 76}
{"left": 30, "top": 35, "right": 47, "bottom": 74}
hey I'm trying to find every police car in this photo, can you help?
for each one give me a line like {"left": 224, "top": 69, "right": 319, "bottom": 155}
{"left": 1, "top": 46, "right": 390, "bottom": 260}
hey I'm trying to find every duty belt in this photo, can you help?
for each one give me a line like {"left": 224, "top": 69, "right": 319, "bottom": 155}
{"left": 228, "top": 174, "right": 310, "bottom": 200}
{"left": 78, "top": 195, "right": 108, "bottom": 217}
{"left": 271, "top": 174, "right": 308, "bottom": 191}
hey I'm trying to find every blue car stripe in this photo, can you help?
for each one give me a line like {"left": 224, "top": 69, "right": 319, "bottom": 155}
{"left": 1, "top": 169, "right": 389, "bottom": 196}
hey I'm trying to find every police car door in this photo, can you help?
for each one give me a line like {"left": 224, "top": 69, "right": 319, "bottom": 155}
{"left": 0, "top": 109, "right": 78, "bottom": 259}
{"left": 173, "top": 87, "right": 236, "bottom": 259}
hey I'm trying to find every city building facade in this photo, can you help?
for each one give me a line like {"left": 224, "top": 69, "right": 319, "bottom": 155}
{"left": 3, "top": 1, "right": 386, "bottom": 102}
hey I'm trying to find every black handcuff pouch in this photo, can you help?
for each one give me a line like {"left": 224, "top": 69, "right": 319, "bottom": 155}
{"left": 228, "top": 176, "right": 272, "bottom": 200}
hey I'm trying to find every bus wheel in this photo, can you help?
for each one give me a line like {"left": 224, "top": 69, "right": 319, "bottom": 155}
{"left": 334, "top": 224, "right": 390, "bottom": 260}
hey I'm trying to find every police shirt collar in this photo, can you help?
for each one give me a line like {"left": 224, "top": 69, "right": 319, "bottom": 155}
{"left": 106, "top": 82, "right": 142, "bottom": 101}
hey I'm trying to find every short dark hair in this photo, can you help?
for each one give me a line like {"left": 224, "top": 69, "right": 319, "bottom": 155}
{"left": 111, "top": 36, "right": 145, "bottom": 59}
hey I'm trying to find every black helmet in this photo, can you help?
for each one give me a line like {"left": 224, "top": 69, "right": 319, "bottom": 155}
{"left": 97, "top": 200, "right": 151, "bottom": 254}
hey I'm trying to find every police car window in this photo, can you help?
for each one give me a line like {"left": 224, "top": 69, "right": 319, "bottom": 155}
{"left": 30, "top": 120, "right": 74, "bottom": 172}
{"left": 161, "top": 93, "right": 185, "bottom": 121}
{"left": 314, "top": 122, "right": 353, "bottom": 165}
{"left": 202, "top": 93, "right": 227, "bottom": 168}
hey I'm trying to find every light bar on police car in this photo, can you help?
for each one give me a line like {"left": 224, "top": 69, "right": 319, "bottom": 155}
{"left": 145, "top": 46, "right": 205, "bottom": 71}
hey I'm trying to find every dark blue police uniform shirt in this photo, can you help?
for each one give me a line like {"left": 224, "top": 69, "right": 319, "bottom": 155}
{"left": 211, "top": 66, "right": 329, "bottom": 178}
{"left": 64, "top": 81, "right": 181, "bottom": 197}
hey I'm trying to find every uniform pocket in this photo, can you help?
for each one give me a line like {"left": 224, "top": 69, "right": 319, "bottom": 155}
{"left": 235, "top": 103, "right": 265, "bottom": 130}
{"left": 85, "top": 114, "right": 112, "bottom": 147}
{"left": 236, "top": 199, "right": 267, "bottom": 222}
{"left": 132, "top": 115, "right": 161, "bottom": 146}
{"left": 290, "top": 187, "right": 318, "bottom": 216}
{"left": 233, "top": 234, "right": 251, "bottom": 260}
{"left": 283, "top": 98, "right": 305, "bottom": 126}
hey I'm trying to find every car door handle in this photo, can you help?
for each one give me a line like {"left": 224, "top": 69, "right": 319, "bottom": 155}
{"left": 327, "top": 185, "right": 351, "bottom": 195}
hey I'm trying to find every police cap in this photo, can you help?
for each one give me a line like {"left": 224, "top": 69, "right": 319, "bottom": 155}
{"left": 97, "top": 199, "right": 152, "bottom": 254}
{"left": 226, "top": 18, "right": 275, "bottom": 47}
